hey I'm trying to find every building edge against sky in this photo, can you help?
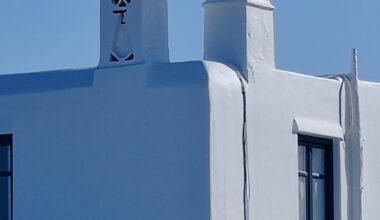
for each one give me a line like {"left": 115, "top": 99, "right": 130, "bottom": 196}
{"left": 0, "top": 0, "right": 380, "bottom": 220}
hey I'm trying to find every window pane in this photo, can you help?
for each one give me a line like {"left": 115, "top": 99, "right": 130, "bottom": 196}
{"left": 298, "top": 177, "right": 307, "bottom": 220}
{"left": 312, "top": 179, "right": 325, "bottom": 220}
{"left": 0, "top": 177, "right": 11, "bottom": 220}
{"left": 0, "top": 146, "right": 11, "bottom": 173}
{"left": 312, "top": 148, "right": 325, "bottom": 175}
{"left": 298, "top": 144, "right": 307, "bottom": 172}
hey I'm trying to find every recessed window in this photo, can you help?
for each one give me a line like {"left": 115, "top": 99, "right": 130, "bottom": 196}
{"left": 0, "top": 134, "right": 12, "bottom": 220}
{"left": 298, "top": 135, "right": 333, "bottom": 220}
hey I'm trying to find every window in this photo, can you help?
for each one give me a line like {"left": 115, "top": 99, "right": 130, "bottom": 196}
{"left": 0, "top": 134, "right": 12, "bottom": 220}
{"left": 298, "top": 135, "right": 333, "bottom": 220}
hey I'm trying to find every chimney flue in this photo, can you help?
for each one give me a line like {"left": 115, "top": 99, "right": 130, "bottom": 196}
{"left": 99, "top": 0, "right": 169, "bottom": 68}
{"left": 204, "top": 0, "right": 275, "bottom": 81}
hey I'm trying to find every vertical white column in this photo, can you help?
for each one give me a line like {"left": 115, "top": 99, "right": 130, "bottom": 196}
{"left": 345, "top": 49, "right": 363, "bottom": 220}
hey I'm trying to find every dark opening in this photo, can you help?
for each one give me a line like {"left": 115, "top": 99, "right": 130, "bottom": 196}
{"left": 0, "top": 134, "right": 12, "bottom": 220}
{"left": 298, "top": 135, "right": 334, "bottom": 220}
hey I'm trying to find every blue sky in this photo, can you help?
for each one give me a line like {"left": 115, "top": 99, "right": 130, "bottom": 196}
{"left": 0, "top": 0, "right": 379, "bottom": 81}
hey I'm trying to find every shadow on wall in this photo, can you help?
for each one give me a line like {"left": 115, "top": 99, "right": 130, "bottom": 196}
{"left": 146, "top": 62, "right": 207, "bottom": 88}
{"left": 0, "top": 69, "right": 95, "bottom": 96}
{"left": 0, "top": 61, "right": 209, "bottom": 96}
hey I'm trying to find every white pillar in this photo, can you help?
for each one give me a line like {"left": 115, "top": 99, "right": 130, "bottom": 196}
{"left": 99, "top": 0, "right": 169, "bottom": 68}
{"left": 345, "top": 49, "right": 363, "bottom": 220}
{"left": 204, "top": 0, "right": 275, "bottom": 80}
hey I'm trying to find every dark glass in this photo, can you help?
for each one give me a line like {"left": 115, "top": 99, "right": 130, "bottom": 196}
{"left": 298, "top": 144, "right": 307, "bottom": 172}
{"left": 312, "top": 179, "right": 326, "bottom": 220}
{"left": 298, "top": 176, "right": 307, "bottom": 220}
{"left": 312, "top": 147, "right": 325, "bottom": 175}
{"left": 0, "top": 146, "right": 11, "bottom": 173}
{"left": 0, "top": 177, "right": 11, "bottom": 220}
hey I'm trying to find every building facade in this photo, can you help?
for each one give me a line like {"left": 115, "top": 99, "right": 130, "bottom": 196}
{"left": 1, "top": 0, "right": 379, "bottom": 220}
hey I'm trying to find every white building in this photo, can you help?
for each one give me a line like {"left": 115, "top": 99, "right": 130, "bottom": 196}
{"left": 0, "top": 0, "right": 379, "bottom": 220}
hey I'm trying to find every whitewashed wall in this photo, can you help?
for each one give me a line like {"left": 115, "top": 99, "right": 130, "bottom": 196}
{"left": 359, "top": 81, "right": 380, "bottom": 220}
{"left": 1, "top": 38, "right": 380, "bottom": 220}
{"left": 2, "top": 0, "right": 380, "bottom": 219}
{"left": 246, "top": 67, "right": 344, "bottom": 220}
{"left": 206, "top": 61, "right": 245, "bottom": 220}
{"left": 0, "top": 62, "right": 211, "bottom": 220}
{"left": 203, "top": 1, "right": 380, "bottom": 219}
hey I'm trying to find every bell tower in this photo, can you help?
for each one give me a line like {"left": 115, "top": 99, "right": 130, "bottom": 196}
{"left": 204, "top": 0, "right": 275, "bottom": 80}
{"left": 99, "top": 0, "right": 169, "bottom": 68}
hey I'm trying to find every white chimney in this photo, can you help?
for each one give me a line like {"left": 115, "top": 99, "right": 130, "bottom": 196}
{"left": 204, "top": 0, "right": 275, "bottom": 80}
{"left": 99, "top": 0, "right": 169, "bottom": 68}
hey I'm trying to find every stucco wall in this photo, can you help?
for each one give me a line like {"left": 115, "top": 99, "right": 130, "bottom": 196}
{"left": 206, "top": 61, "right": 245, "bottom": 220}
{"left": 359, "top": 81, "right": 380, "bottom": 220}
{"left": 247, "top": 67, "right": 344, "bottom": 220}
{"left": 1, "top": 58, "right": 379, "bottom": 220}
{"left": 0, "top": 62, "right": 210, "bottom": 220}
{"left": 204, "top": 57, "right": 380, "bottom": 220}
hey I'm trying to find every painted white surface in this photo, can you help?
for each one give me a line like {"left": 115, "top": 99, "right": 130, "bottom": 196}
{"left": 1, "top": 0, "right": 380, "bottom": 220}
{"left": 204, "top": 1, "right": 380, "bottom": 219}
{"left": 99, "top": 0, "right": 169, "bottom": 67}
{"left": 206, "top": 61, "right": 245, "bottom": 220}
{"left": 204, "top": 0, "right": 275, "bottom": 80}
{"left": 247, "top": 68, "right": 343, "bottom": 220}
{"left": 359, "top": 81, "right": 380, "bottom": 220}
{"left": 293, "top": 117, "right": 344, "bottom": 140}
{"left": 0, "top": 62, "right": 210, "bottom": 220}
{"left": 344, "top": 51, "right": 363, "bottom": 220}
{"left": 204, "top": 1, "right": 247, "bottom": 78}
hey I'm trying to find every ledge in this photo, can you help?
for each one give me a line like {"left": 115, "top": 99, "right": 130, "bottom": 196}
{"left": 247, "top": 0, "right": 274, "bottom": 10}
{"left": 293, "top": 117, "right": 343, "bottom": 141}
{"left": 203, "top": 0, "right": 275, "bottom": 11}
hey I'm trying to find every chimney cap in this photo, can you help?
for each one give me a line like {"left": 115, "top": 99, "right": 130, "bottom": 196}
{"left": 204, "top": 0, "right": 274, "bottom": 10}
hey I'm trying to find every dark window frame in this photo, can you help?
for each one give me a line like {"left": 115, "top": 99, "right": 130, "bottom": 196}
{"left": 0, "top": 134, "right": 13, "bottom": 220}
{"left": 298, "top": 135, "right": 334, "bottom": 220}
